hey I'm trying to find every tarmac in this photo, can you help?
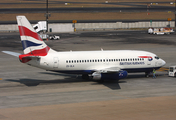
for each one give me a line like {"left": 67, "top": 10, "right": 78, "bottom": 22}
{"left": 0, "top": 30, "right": 176, "bottom": 120}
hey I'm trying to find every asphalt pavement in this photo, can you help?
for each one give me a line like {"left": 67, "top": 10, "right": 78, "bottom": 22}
{"left": 0, "top": 30, "right": 176, "bottom": 120}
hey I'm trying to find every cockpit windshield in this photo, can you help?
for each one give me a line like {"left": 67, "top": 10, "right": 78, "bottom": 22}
{"left": 155, "top": 56, "right": 159, "bottom": 59}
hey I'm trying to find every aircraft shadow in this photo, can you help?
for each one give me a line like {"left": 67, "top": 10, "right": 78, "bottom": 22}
{"left": 5, "top": 72, "right": 155, "bottom": 90}
{"left": 39, "top": 72, "right": 126, "bottom": 90}
{"left": 4, "top": 72, "right": 167, "bottom": 89}
{"left": 5, "top": 73, "right": 89, "bottom": 86}
{"left": 91, "top": 80, "right": 126, "bottom": 90}
{"left": 5, "top": 73, "right": 126, "bottom": 90}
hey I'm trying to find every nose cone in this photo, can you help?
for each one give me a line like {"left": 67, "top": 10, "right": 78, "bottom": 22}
{"left": 161, "top": 59, "right": 166, "bottom": 66}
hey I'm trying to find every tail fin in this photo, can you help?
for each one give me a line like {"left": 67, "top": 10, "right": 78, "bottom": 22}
{"left": 16, "top": 16, "right": 54, "bottom": 56}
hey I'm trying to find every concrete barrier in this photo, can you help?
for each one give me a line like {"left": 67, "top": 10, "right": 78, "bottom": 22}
{"left": 0, "top": 25, "right": 18, "bottom": 32}
{"left": 48, "top": 23, "right": 74, "bottom": 33}
{"left": 76, "top": 21, "right": 175, "bottom": 31}
{"left": 0, "top": 21, "right": 175, "bottom": 32}
{"left": 0, "top": 23, "right": 74, "bottom": 33}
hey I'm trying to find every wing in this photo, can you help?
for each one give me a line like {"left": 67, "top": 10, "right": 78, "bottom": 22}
{"left": 2, "top": 51, "right": 21, "bottom": 57}
{"left": 91, "top": 67, "right": 127, "bottom": 80}
{"left": 94, "top": 67, "right": 121, "bottom": 73}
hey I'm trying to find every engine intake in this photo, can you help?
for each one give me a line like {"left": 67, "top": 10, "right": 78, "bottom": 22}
{"left": 92, "top": 70, "right": 128, "bottom": 80}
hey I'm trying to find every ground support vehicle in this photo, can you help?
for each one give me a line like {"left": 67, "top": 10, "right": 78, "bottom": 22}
{"left": 168, "top": 66, "right": 176, "bottom": 77}
{"left": 49, "top": 35, "right": 60, "bottom": 40}
{"left": 148, "top": 27, "right": 174, "bottom": 35}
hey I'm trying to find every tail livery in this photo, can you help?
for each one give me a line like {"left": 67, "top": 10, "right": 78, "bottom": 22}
{"left": 16, "top": 16, "right": 54, "bottom": 63}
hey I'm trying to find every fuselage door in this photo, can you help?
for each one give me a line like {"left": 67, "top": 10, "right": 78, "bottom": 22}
{"left": 147, "top": 55, "right": 152, "bottom": 65}
{"left": 53, "top": 57, "right": 59, "bottom": 68}
{"left": 147, "top": 58, "right": 151, "bottom": 65}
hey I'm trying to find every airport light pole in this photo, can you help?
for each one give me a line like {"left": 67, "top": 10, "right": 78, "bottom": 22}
{"left": 46, "top": 0, "right": 49, "bottom": 32}
{"left": 175, "top": 0, "right": 176, "bottom": 28}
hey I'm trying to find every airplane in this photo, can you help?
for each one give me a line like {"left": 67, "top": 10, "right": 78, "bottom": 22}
{"left": 2, "top": 16, "right": 166, "bottom": 81}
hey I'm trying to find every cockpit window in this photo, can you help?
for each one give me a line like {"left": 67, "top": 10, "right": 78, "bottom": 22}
{"left": 155, "top": 56, "right": 159, "bottom": 59}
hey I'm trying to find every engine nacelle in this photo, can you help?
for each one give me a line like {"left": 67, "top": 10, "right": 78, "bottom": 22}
{"left": 118, "top": 70, "right": 128, "bottom": 79}
{"left": 92, "top": 70, "right": 128, "bottom": 80}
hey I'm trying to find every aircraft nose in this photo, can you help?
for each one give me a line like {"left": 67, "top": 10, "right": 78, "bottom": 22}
{"left": 162, "top": 59, "right": 166, "bottom": 66}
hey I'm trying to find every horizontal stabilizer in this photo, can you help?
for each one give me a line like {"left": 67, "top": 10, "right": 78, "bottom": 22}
{"left": 19, "top": 54, "right": 40, "bottom": 63}
{"left": 2, "top": 51, "right": 21, "bottom": 57}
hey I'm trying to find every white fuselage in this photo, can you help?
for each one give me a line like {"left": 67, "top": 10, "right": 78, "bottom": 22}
{"left": 27, "top": 50, "right": 165, "bottom": 74}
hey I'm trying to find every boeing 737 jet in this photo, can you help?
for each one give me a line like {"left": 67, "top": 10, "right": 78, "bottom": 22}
{"left": 3, "top": 16, "right": 166, "bottom": 81}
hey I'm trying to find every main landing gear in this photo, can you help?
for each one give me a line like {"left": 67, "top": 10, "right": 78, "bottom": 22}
{"left": 145, "top": 72, "right": 150, "bottom": 78}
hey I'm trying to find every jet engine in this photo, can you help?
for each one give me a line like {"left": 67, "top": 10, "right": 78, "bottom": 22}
{"left": 92, "top": 70, "right": 128, "bottom": 80}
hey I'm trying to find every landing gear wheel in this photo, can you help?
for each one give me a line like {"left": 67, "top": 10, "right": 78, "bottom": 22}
{"left": 145, "top": 72, "right": 150, "bottom": 78}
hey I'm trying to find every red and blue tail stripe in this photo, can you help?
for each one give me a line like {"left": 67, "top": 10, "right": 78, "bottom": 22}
{"left": 21, "top": 40, "right": 42, "bottom": 50}
{"left": 16, "top": 16, "right": 54, "bottom": 63}
{"left": 17, "top": 16, "right": 50, "bottom": 56}
{"left": 18, "top": 26, "right": 43, "bottom": 41}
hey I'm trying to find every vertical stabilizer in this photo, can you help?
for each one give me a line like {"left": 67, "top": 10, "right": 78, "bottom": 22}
{"left": 16, "top": 16, "right": 54, "bottom": 56}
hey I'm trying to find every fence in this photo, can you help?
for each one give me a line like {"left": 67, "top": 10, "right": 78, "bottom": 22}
{"left": 0, "top": 21, "right": 175, "bottom": 32}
